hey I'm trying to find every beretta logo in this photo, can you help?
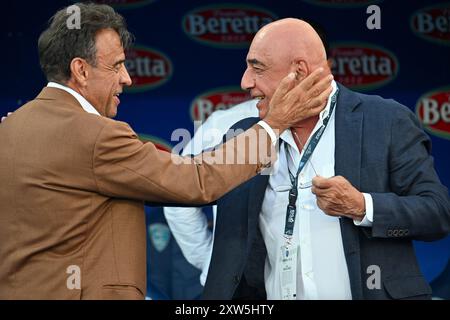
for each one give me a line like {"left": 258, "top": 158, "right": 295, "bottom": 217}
{"left": 190, "top": 87, "right": 251, "bottom": 122}
{"left": 138, "top": 134, "right": 172, "bottom": 152}
{"left": 182, "top": 4, "right": 277, "bottom": 48}
{"left": 302, "top": 0, "right": 383, "bottom": 8}
{"left": 92, "top": 0, "right": 157, "bottom": 9}
{"left": 415, "top": 86, "right": 450, "bottom": 140}
{"left": 124, "top": 45, "right": 173, "bottom": 93}
{"left": 410, "top": 3, "right": 450, "bottom": 46}
{"left": 330, "top": 42, "right": 398, "bottom": 90}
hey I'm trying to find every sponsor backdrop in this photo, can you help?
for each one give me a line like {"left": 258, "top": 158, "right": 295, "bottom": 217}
{"left": 1, "top": 0, "right": 449, "bottom": 299}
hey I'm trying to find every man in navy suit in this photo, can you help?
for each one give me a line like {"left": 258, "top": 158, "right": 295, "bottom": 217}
{"left": 203, "top": 18, "right": 450, "bottom": 300}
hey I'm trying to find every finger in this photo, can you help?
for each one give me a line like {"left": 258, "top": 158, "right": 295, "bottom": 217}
{"left": 311, "top": 186, "right": 327, "bottom": 196}
{"left": 271, "top": 72, "right": 296, "bottom": 103}
{"left": 316, "top": 198, "right": 327, "bottom": 212}
{"left": 306, "top": 85, "right": 334, "bottom": 117}
{"left": 308, "top": 74, "right": 333, "bottom": 98}
{"left": 312, "top": 176, "right": 333, "bottom": 189}
{"left": 7, "top": 112, "right": 13, "bottom": 116}
{"left": 298, "top": 67, "right": 325, "bottom": 91}
{"left": 1, "top": 117, "right": 5, "bottom": 122}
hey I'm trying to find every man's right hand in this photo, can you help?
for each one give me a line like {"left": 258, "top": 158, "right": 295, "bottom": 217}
{"left": 263, "top": 68, "right": 333, "bottom": 133}
{"left": 1, "top": 112, "right": 13, "bottom": 123}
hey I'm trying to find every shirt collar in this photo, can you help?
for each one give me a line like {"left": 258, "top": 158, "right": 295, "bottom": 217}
{"left": 47, "top": 82, "right": 101, "bottom": 116}
{"left": 280, "top": 80, "right": 337, "bottom": 148}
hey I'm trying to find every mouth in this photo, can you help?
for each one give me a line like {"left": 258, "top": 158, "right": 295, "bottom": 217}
{"left": 252, "top": 95, "right": 266, "bottom": 108}
{"left": 113, "top": 92, "right": 121, "bottom": 104}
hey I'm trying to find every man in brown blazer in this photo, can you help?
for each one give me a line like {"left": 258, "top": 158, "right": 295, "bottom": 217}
{"left": 0, "top": 3, "right": 332, "bottom": 299}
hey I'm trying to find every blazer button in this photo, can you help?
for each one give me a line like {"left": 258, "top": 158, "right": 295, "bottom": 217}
{"left": 404, "top": 230, "right": 409, "bottom": 236}
{"left": 387, "top": 230, "right": 393, "bottom": 237}
{"left": 398, "top": 230, "right": 404, "bottom": 237}
{"left": 393, "top": 230, "right": 399, "bottom": 237}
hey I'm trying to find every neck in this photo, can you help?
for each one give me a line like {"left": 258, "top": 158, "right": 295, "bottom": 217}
{"left": 290, "top": 115, "right": 319, "bottom": 151}
{"left": 64, "top": 80, "right": 84, "bottom": 96}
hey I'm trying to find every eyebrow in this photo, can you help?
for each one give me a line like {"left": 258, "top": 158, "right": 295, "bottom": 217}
{"left": 113, "top": 59, "right": 126, "bottom": 67}
{"left": 247, "top": 58, "right": 267, "bottom": 68}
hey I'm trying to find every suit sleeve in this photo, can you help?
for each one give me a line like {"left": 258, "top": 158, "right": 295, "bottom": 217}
{"left": 92, "top": 120, "right": 274, "bottom": 204}
{"left": 370, "top": 105, "right": 450, "bottom": 241}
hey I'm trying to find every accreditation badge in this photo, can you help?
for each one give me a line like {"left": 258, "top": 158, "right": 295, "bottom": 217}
{"left": 280, "top": 244, "right": 299, "bottom": 300}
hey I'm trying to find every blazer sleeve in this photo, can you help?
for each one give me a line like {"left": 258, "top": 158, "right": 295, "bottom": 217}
{"left": 370, "top": 105, "right": 450, "bottom": 241}
{"left": 92, "top": 120, "right": 274, "bottom": 205}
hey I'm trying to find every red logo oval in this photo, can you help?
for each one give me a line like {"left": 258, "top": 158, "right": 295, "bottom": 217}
{"left": 125, "top": 45, "right": 173, "bottom": 92}
{"left": 415, "top": 86, "right": 450, "bottom": 140}
{"left": 190, "top": 87, "right": 251, "bottom": 122}
{"left": 410, "top": 3, "right": 450, "bottom": 46}
{"left": 92, "top": 0, "right": 156, "bottom": 9}
{"left": 330, "top": 42, "right": 398, "bottom": 90}
{"left": 302, "top": 0, "right": 383, "bottom": 8}
{"left": 138, "top": 134, "right": 172, "bottom": 152}
{"left": 182, "top": 4, "right": 277, "bottom": 48}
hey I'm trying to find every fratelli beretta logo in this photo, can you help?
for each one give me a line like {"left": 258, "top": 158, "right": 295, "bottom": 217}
{"left": 410, "top": 2, "right": 450, "bottom": 46}
{"left": 416, "top": 86, "right": 450, "bottom": 140}
{"left": 330, "top": 42, "right": 398, "bottom": 90}
{"left": 190, "top": 87, "right": 251, "bottom": 122}
{"left": 182, "top": 4, "right": 277, "bottom": 48}
{"left": 125, "top": 45, "right": 173, "bottom": 93}
{"left": 302, "top": 0, "right": 383, "bottom": 8}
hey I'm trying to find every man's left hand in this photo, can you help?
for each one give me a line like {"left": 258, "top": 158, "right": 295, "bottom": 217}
{"left": 311, "top": 176, "right": 365, "bottom": 221}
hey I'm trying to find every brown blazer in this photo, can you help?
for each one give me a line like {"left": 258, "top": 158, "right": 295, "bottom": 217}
{"left": 0, "top": 87, "right": 273, "bottom": 300}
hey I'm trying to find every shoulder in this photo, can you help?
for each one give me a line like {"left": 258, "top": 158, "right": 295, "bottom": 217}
{"left": 73, "top": 113, "right": 138, "bottom": 145}
{"left": 339, "top": 84, "right": 417, "bottom": 122}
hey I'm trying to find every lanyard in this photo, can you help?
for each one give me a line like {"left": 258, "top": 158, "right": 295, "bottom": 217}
{"left": 283, "top": 88, "right": 339, "bottom": 241}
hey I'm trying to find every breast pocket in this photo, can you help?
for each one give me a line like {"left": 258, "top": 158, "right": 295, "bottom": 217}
{"left": 101, "top": 283, "right": 145, "bottom": 300}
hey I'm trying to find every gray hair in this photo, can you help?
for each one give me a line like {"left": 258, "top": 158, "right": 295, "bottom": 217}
{"left": 38, "top": 2, "right": 134, "bottom": 83}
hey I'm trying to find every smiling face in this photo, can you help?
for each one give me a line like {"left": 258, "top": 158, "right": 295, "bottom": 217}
{"left": 82, "top": 28, "right": 132, "bottom": 118}
{"left": 241, "top": 19, "right": 328, "bottom": 120}
{"left": 241, "top": 30, "right": 292, "bottom": 119}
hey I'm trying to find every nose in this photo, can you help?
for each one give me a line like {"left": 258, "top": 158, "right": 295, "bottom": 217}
{"left": 241, "top": 67, "right": 255, "bottom": 91}
{"left": 120, "top": 65, "right": 132, "bottom": 87}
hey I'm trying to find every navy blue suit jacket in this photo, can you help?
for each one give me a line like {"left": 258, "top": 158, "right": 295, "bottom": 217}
{"left": 203, "top": 84, "right": 450, "bottom": 300}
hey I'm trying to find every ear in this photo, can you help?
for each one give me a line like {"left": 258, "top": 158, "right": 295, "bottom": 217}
{"left": 69, "top": 58, "right": 89, "bottom": 87}
{"left": 290, "top": 59, "right": 309, "bottom": 81}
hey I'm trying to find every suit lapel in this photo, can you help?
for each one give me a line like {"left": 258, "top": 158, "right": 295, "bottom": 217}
{"left": 335, "top": 84, "right": 364, "bottom": 300}
{"left": 247, "top": 174, "right": 270, "bottom": 247}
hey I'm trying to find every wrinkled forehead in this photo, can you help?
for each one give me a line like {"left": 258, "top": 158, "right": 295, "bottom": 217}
{"left": 246, "top": 31, "right": 290, "bottom": 67}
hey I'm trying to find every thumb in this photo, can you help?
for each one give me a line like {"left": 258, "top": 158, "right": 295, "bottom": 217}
{"left": 312, "top": 175, "right": 330, "bottom": 189}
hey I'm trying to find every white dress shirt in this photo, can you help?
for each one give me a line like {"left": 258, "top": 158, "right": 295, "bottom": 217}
{"left": 47, "top": 82, "right": 100, "bottom": 116}
{"left": 261, "top": 81, "right": 373, "bottom": 300}
{"left": 164, "top": 100, "right": 258, "bottom": 285}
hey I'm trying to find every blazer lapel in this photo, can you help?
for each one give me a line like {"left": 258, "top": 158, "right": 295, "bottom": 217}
{"left": 247, "top": 174, "right": 270, "bottom": 246}
{"left": 335, "top": 83, "right": 364, "bottom": 300}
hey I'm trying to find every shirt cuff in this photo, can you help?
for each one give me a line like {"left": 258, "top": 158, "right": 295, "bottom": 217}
{"left": 353, "top": 193, "right": 373, "bottom": 227}
{"left": 257, "top": 120, "right": 278, "bottom": 146}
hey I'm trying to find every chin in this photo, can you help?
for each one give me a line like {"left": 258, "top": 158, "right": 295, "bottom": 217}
{"left": 106, "top": 106, "right": 118, "bottom": 118}
{"left": 258, "top": 107, "right": 269, "bottom": 119}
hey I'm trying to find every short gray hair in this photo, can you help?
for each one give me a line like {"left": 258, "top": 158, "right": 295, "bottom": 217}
{"left": 38, "top": 2, "right": 134, "bottom": 83}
